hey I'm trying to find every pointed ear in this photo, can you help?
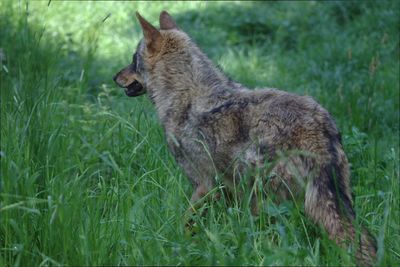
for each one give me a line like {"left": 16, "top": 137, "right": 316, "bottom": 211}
{"left": 159, "top": 10, "right": 177, "bottom": 30}
{"left": 136, "top": 12, "right": 163, "bottom": 54}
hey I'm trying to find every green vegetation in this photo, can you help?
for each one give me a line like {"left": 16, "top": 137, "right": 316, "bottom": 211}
{"left": 1, "top": 1, "right": 399, "bottom": 266}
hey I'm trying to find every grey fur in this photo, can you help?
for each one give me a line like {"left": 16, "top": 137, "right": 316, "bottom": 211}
{"left": 114, "top": 11, "right": 377, "bottom": 266}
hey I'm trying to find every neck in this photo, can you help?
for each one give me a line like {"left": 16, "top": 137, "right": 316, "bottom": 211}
{"left": 147, "top": 49, "right": 241, "bottom": 127}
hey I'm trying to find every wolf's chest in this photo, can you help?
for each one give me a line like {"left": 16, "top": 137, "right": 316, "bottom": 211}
{"left": 166, "top": 127, "right": 212, "bottom": 162}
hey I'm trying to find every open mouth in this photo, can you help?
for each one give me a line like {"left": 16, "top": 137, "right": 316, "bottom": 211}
{"left": 124, "top": 80, "right": 145, "bottom": 97}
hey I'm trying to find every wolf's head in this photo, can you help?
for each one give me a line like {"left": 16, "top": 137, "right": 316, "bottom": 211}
{"left": 113, "top": 11, "right": 196, "bottom": 98}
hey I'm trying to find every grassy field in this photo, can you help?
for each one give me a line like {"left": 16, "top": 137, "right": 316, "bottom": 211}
{"left": 1, "top": 1, "right": 399, "bottom": 266}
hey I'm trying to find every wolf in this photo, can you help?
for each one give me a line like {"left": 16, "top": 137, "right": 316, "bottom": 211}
{"left": 113, "top": 11, "right": 377, "bottom": 266}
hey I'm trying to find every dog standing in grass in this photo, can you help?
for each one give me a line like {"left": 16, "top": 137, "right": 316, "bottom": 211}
{"left": 114, "top": 11, "right": 377, "bottom": 266}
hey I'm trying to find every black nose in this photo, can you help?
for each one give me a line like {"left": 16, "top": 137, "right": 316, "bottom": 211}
{"left": 113, "top": 74, "right": 117, "bottom": 82}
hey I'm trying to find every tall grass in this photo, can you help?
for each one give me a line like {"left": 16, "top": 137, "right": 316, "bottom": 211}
{"left": 1, "top": 1, "right": 399, "bottom": 266}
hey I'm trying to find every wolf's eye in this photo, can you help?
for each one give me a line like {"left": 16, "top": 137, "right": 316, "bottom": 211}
{"left": 129, "top": 53, "right": 139, "bottom": 72}
{"left": 132, "top": 52, "right": 137, "bottom": 64}
{"left": 134, "top": 52, "right": 141, "bottom": 73}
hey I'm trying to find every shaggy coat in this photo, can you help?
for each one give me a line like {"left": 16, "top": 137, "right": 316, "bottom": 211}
{"left": 114, "top": 11, "right": 377, "bottom": 266}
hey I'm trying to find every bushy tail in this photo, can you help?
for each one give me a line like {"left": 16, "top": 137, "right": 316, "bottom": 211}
{"left": 305, "top": 162, "right": 377, "bottom": 266}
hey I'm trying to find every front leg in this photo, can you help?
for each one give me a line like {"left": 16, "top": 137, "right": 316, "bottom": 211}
{"left": 174, "top": 155, "right": 217, "bottom": 231}
{"left": 166, "top": 135, "right": 219, "bottom": 230}
{"left": 184, "top": 182, "right": 218, "bottom": 233}
{"left": 190, "top": 183, "right": 217, "bottom": 203}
